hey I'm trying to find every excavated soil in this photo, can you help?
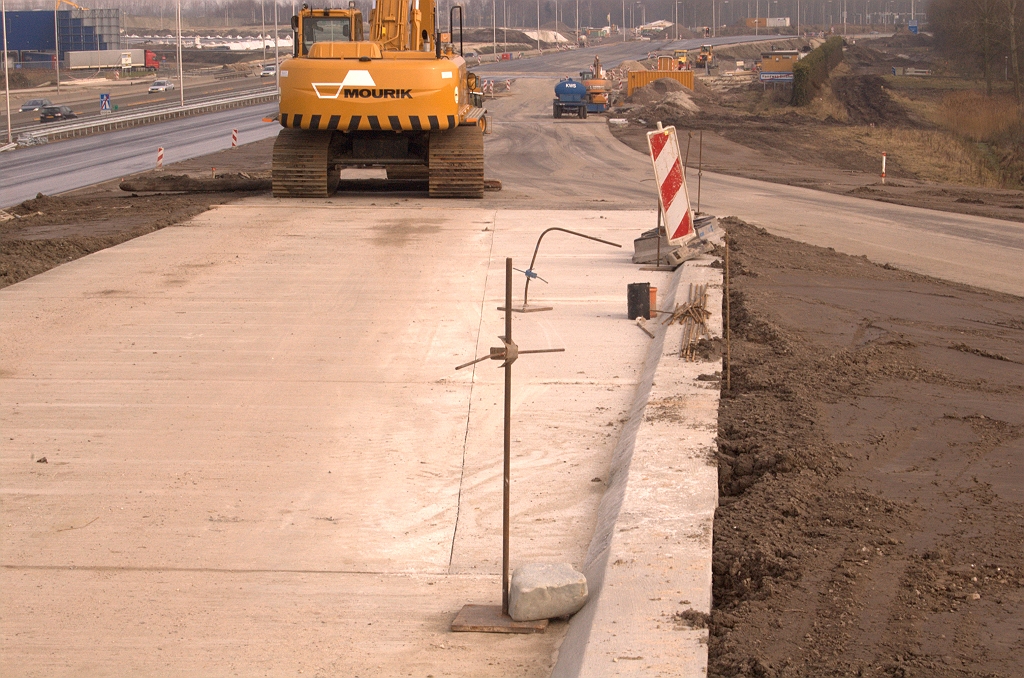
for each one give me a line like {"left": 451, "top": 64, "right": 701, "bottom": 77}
{"left": 0, "top": 139, "right": 276, "bottom": 290}
{"left": 0, "top": 192, "right": 241, "bottom": 289}
{"left": 831, "top": 74, "right": 911, "bottom": 126}
{"left": 710, "top": 218, "right": 1024, "bottom": 677}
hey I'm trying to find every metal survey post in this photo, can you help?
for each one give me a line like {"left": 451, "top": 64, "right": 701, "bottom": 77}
{"left": 451, "top": 258, "right": 564, "bottom": 633}
{"left": 503, "top": 228, "right": 621, "bottom": 313}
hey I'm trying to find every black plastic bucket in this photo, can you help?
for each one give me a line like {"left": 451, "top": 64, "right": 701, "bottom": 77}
{"left": 627, "top": 282, "right": 651, "bottom": 320}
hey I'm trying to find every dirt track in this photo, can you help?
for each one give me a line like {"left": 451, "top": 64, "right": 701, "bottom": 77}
{"left": 711, "top": 219, "right": 1023, "bottom": 677}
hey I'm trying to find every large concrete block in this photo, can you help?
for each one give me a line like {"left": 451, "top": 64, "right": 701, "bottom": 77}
{"left": 509, "top": 563, "right": 588, "bottom": 622}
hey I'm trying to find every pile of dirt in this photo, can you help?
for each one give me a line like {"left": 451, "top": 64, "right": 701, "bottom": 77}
{"left": 709, "top": 218, "right": 1024, "bottom": 678}
{"left": 617, "top": 59, "right": 648, "bottom": 72}
{"left": 623, "top": 79, "right": 700, "bottom": 123}
{"left": 627, "top": 77, "right": 687, "bottom": 104}
{"left": 831, "top": 74, "right": 911, "bottom": 125}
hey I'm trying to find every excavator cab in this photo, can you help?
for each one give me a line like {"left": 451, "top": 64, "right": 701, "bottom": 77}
{"left": 291, "top": 5, "right": 365, "bottom": 57}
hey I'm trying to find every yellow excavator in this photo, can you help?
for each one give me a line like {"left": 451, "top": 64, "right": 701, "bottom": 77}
{"left": 272, "top": 1, "right": 487, "bottom": 198}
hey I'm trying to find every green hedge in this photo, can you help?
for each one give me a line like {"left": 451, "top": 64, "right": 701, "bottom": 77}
{"left": 791, "top": 36, "right": 845, "bottom": 106}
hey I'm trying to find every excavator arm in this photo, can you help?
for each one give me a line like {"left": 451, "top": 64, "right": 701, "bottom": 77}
{"left": 370, "top": 0, "right": 435, "bottom": 52}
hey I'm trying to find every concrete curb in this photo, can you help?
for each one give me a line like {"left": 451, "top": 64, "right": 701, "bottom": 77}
{"left": 552, "top": 255, "right": 723, "bottom": 677}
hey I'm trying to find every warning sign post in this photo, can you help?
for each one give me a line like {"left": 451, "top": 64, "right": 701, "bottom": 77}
{"left": 646, "top": 124, "right": 695, "bottom": 246}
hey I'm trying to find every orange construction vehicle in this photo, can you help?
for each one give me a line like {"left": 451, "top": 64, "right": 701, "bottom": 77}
{"left": 272, "top": 1, "right": 486, "bottom": 198}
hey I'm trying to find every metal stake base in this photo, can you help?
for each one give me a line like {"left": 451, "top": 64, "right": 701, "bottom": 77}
{"left": 451, "top": 604, "right": 548, "bottom": 634}
{"left": 498, "top": 305, "right": 553, "bottom": 313}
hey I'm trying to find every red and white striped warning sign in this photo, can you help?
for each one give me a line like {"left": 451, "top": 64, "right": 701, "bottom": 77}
{"left": 646, "top": 125, "right": 694, "bottom": 245}
{"left": 156, "top": 147, "right": 164, "bottom": 168}
{"left": 231, "top": 129, "right": 238, "bottom": 147}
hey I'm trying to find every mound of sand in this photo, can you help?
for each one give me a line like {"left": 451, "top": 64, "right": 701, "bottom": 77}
{"left": 627, "top": 77, "right": 688, "bottom": 105}
{"left": 617, "top": 60, "right": 648, "bottom": 72}
{"left": 653, "top": 90, "right": 700, "bottom": 117}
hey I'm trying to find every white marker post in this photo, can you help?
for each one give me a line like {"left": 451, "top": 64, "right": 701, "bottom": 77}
{"left": 882, "top": 152, "right": 887, "bottom": 184}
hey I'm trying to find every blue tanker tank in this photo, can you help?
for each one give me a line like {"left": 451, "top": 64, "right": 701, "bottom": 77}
{"left": 552, "top": 78, "right": 588, "bottom": 119}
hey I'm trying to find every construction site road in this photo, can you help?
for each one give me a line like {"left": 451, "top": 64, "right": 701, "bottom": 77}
{"left": 479, "top": 78, "right": 1022, "bottom": 296}
{"left": 0, "top": 102, "right": 280, "bottom": 208}
{"left": 2, "top": 33, "right": 1023, "bottom": 678}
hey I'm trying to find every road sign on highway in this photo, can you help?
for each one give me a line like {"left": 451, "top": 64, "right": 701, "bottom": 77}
{"left": 100, "top": 93, "right": 111, "bottom": 114}
{"left": 647, "top": 124, "right": 694, "bottom": 245}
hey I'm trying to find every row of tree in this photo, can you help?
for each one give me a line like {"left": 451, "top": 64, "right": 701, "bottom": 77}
{"left": 929, "top": 0, "right": 1022, "bottom": 104}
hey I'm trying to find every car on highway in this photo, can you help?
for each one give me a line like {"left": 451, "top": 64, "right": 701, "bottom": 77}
{"left": 20, "top": 98, "right": 52, "bottom": 112}
{"left": 39, "top": 105, "right": 77, "bottom": 122}
{"left": 260, "top": 64, "right": 277, "bottom": 77}
{"left": 149, "top": 79, "right": 176, "bottom": 93}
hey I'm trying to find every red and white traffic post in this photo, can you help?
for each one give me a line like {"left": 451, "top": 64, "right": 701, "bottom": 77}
{"left": 156, "top": 147, "right": 164, "bottom": 169}
{"left": 231, "top": 129, "right": 238, "bottom": 147}
{"left": 647, "top": 123, "right": 695, "bottom": 245}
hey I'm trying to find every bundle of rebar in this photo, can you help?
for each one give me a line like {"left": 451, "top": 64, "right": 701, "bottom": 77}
{"left": 661, "top": 283, "right": 711, "bottom": 360}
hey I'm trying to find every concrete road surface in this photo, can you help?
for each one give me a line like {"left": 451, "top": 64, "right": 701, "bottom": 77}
{"left": 0, "top": 204, "right": 670, "bottom": 675}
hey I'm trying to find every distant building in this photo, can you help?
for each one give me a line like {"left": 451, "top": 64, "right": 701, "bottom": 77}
{"left": 760, "top": 50, "right": 800, "bottom": 73}
{"left": 1, "top": 9, "right": 125, "bottom": 61}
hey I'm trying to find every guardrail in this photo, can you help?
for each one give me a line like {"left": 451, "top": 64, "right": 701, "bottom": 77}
{"left": 15, "top": 88, "right": 279, "bottom": 147}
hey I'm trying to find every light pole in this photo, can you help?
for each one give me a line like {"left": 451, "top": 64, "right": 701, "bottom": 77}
{"left": 176, "top": 0, "right": 184, "bottom": 106}
{"left": 3, "top": 0, "right": 11, "bottom": 144}
{"left": 536, "top": 0, "right": 540, "bottom": 51}
{"left": 261, "top": 0, "right": 266, "bottom": 65}
{"left": 797, "top": 0, "right": 799, "bottom": 36}
{"left": 493, "top": 0, "right": 496, "bottom": 56}
{"left": 274, "top": 0, "right": 279, "bottom": 91}
{"left": 754, "top": 0, "right": 758, "bottom": 35}
{"left": 53, "top": 2, "right": 60, "bottom": 93}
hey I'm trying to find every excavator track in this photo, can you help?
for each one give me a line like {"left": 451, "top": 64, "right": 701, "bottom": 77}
{"left": 428, "top": 125, "right": 485, "bottom": 199}
{"left": 272, "top": 129, "right": 337, "bottom": 198}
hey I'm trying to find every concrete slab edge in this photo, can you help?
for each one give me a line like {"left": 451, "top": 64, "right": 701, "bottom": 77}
{"left": 551, "top": 256, "right": 723, "bottom": 677}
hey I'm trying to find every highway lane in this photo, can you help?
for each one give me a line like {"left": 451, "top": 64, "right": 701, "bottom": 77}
{"left": 0, "top": 102, "right": 280, "bottom": 207}
{"left": 2, "top": 74, "right": 275, "bottom": 130}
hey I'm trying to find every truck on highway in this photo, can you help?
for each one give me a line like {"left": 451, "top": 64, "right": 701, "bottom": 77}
{"left": 64, "top": 49, "right": 160, "bottom": 71}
